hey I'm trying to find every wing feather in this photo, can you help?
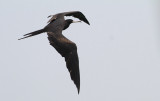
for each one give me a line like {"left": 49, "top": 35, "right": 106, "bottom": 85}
{"left": 64, "top": 11, "right": 90, "bottom": 25}
{"left": 48, "top": 11, "right": 90, "bottom": 25}
{"left": 47, "top": 32, "right": 80, "bottom": 93}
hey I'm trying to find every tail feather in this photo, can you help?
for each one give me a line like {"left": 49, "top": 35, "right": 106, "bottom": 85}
{"left": 18, "top": 29, "right": 45, "bottom": 40}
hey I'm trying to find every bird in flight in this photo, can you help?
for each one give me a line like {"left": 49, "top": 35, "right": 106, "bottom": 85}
{"left": 18, "top": 11, "right": 90, "bottom": 93}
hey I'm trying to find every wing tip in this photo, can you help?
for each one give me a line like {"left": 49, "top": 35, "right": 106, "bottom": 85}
{"left": 75, "top": 81, "right": 80, "bottom": 94}
{"left": 87, "top": 21, "right": 90, "bottom": 25}
{"left": 78, "top": 88, "right": 80, "bottom": 94}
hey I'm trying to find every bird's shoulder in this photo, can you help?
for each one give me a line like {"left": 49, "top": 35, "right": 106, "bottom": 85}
{"left": 47, "top": 32, "right": 77, "bottom": 49}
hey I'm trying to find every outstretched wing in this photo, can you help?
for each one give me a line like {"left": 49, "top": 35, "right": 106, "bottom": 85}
{"left": 64, "top": 11, "right": 90, "bottom": 25}
{"left": 48, "top": 11, "right": 90, "bottom": 25}
{"left": 47, "top": 32, "right": 80, "bottom": 93}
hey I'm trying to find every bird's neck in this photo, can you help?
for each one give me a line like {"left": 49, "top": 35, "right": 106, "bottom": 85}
{"left": 63, "top": 22, "right": 71, "bottom": 30}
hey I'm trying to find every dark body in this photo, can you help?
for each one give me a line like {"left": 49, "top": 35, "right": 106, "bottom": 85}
{"left": 18, "top": 11, "right": 90, "bottom": 93}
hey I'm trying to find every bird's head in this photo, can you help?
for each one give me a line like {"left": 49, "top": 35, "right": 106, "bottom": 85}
{"left": 63, "top": 19, "right": 81, "bottom": 30}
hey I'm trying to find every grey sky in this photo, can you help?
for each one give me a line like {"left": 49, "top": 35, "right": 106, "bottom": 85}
{"left": 0, "top": 0, "right": 160, "bottom": 101}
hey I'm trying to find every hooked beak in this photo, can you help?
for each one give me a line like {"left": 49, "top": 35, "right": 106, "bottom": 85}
{"left": 72, "top": 20, "right": 81, "bottom": 23}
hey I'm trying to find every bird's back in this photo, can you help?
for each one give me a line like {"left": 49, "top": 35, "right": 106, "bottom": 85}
{"left": 45, "top": 17, "right": 65, "bottom": 33}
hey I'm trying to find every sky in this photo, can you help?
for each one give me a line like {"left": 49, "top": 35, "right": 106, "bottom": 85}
{"left": 0, "top": 0, "right": 160, "bottom": 101}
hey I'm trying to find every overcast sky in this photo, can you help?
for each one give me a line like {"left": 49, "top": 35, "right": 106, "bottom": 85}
{"left": 0, "top": 0, "right": 160, "bottom": 101}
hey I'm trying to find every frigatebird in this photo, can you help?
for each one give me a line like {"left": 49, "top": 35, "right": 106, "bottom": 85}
{"left": 18, "top": 11, "right": 90, "bottom": 93}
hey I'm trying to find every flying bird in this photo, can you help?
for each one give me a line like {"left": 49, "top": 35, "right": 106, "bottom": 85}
{"left": 18, "top": 11, "right": 90, "bottom": 93}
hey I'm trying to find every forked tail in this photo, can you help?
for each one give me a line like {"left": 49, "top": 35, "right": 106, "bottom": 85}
{"left": 18, "top": 29, "right": 45, "bottom": 40}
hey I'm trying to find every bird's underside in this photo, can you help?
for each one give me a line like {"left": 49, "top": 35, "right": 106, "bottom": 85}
{"left": 47, "top": 32, "right": 80, "bottom": 93}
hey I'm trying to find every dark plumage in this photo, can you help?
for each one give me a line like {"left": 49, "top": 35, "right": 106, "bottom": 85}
{"left": 18, "top": 11, "right": 90, "bottom": 93}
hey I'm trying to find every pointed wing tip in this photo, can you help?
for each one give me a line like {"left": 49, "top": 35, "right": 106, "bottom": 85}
{"left": 72, "top": 75, "right": 80, "bottom": 94}
{"left": 84, "top": 21, "right": 90, "bottom": 25}
{"left": 72, "top": 77, "right": 80, "bottom": 94}
{"left": 75, "top": 81, "right": 80, "bottom": 94}
{"left": 76, "top": 84, "right": 80, "bottom": 94}
{"left": 83, "top": 20, "right": 90, "bottom": 25}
